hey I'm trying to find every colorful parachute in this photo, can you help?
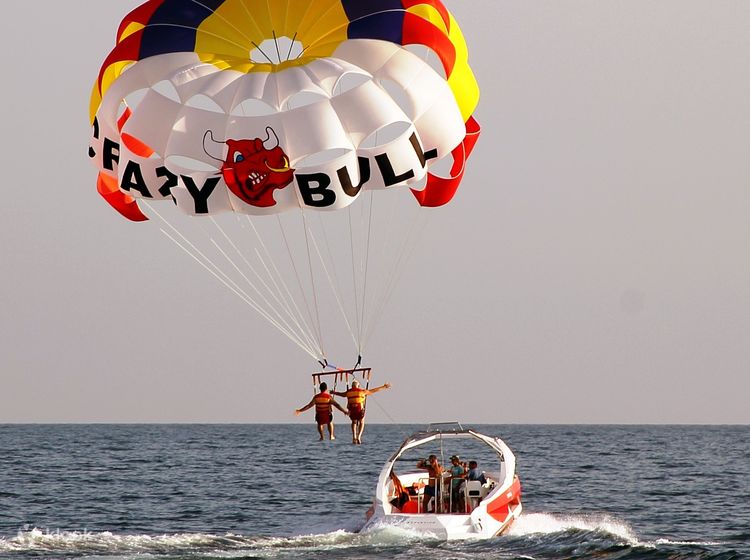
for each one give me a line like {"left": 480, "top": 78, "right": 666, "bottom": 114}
{"left": 89, "top": 0, "right": 480, "bottom": 363}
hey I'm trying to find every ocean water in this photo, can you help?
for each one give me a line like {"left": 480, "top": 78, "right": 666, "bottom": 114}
{"left": 0, "top": 424, "right": 747, "bottom": 559}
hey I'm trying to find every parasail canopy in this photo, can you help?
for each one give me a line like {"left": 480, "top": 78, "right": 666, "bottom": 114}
{"left": 89, "top": 0, "right": 480, "bottom": 364}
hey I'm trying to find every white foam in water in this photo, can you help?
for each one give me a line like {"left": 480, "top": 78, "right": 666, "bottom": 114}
{"left": 0, "top": 528, "right": 381, "bottom": 554}
{"left": 357, "top": 523, "right": 440, "bottom": 544}
{"left": 0, "top": 528, "right": 254, "bottom": 553}
{"left": 508, "top": 512, "right": 639, "bottom": 544}
{"left": 0, "top": 524, "right": 725, "bottom": 554}
{"left": 0, "top": 526, "right": 441, "bottom": 556}
{"left": 507, "top": 514, "right": 726, "bottom": 549}
{"left": 255, "top": 529, "right": 357, "bottom": 549}
{"left": 653, "top": 538, "right": 723, "bottom": 547}
{"left": 260, "top": 527, "right": 431, "bottom": 549}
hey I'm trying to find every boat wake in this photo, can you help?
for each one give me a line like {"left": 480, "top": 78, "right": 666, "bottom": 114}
{"left": 508, "top": 512, "right": 723, "bottom": 549}
{"left": 0, "top": 527, "right": 426, "bottom": 556}
{"left": 0, "top": 528, "right": 257, "bottom": 555}
{"left": 508, "top": 512, "right": 639, "bottom": 543}
{"left": 0, "top": 519, "right": 726, "bottom": 559}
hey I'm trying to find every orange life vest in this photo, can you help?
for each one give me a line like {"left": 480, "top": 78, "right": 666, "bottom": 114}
{"left": 314, "top": 391, "right": 332, "bottom": 412}
{"left": 346, "top": 387, "right": 366, "bottom": 407}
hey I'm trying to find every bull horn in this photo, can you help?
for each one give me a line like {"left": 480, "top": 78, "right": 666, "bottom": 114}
{"left": 203, "top": 130, "right": 226, "bottom": 162}
{"left": 265, "top": 156, "right": 291, "bottom": 173}
{"left": 262, "top": 126, "right": 280, "bottom": 151}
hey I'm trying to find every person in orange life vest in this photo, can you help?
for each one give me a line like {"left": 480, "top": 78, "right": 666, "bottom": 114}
{"left": 332, "top": 379, "right": 391, "bottom": 444}
{"left": 295, "top": 382, "right": 348, "bottom": 441}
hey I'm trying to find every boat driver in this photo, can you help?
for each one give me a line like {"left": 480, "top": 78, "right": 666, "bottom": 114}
{"left": 467, "top": 460, "right": 487, "bottom": 484}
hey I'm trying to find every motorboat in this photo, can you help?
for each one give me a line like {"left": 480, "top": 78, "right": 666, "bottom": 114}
{"left": 360, "top": 422, "right": 522, "bottom": 539}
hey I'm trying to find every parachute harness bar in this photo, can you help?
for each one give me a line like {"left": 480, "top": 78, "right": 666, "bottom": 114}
{"left": 311, "top": 367, "right": 372, "bottom": 395}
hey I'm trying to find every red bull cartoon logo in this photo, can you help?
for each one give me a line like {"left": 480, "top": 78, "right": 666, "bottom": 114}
{"left": 203, "top": 127, "right": 294, "bottom": 207}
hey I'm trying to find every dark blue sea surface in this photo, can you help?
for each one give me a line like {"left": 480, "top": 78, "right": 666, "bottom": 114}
{"left": 0, "top": 424, "right": 747, "bottom": 559}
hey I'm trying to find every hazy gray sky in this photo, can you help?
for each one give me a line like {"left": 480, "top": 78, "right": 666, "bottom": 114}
{"left": 1, "top": 2, "right": 748, "bottom": 423}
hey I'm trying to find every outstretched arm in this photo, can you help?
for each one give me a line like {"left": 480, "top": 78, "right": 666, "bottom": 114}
{"left": 366, "top": 382, "right": 392, "bottom": 395}
{"left": 330, "top": 389, "right": 346, "bottom": 397}
{"left": 295, "top": 398, "right": 315, "bottom": 416}
{"left": 332, "top": 399, "right": 349, "bottom": 415}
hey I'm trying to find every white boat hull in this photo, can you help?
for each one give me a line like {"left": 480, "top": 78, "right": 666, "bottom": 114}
{"left": 360, "top": 424, "right": 523, "bottom": 540}
{"left": 362, "top": 501, "right": 522, "bottom": 540}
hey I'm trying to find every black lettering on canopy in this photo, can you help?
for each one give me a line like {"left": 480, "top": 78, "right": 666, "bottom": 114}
{"left": 296, "top": 173, "right": 336, "bottom": 207}
{"left": 409, "top": 133, "right": 438, "bottom": 168}
{"left": 102, "top": 138, "right": 120, "bottom": 171}
{"left": 181, "top": 175, "right": 220, "bottom": 214}
{"left": 88, "top": 117, "right": 100, "bottom": 159}
{"left": 375, "top": 132, "right": 439, "bottom": 186}
{"left": 121, "top": 161, "right": 152, "bottom": 198}
{"left": 156, "top": 166, "right": 178, "bottom": 198}
{"left": 337, "top": 157, "right": 371, "bottom": 198}
{"left": 375, "top": 153, "right": 414, "bottom": 186}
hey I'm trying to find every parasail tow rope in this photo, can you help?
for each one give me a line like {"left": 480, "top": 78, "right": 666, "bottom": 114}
{"left": 145, "top": 202, "right": 323, "bottom": 362}
{"left": 367, "top": 396, "right": 398, "bottom": 424}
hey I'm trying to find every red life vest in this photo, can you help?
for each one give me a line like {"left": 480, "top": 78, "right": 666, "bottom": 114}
{"left": 314, "top": 391, "right": 332, "bottom": 412}
{"left": 346, "top": 387, "right": 366, "bottom": 407}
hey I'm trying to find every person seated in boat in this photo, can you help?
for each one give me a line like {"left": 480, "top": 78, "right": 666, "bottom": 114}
{"left": 388, "top": 469, "right": 411, "bottom": 511}
{"left": 416, "top": 455, "right": 443, "bottom": 512}
{"left": 294, "top": 382, "right": 348, "bottom": 441}
{"left": 331, "top": 379, "right": 391, "bottom": 444}
{"left": 467, "top": 460, "right": 487, "bottom": 484}
{"left": 448, "top": 455, "right": 467, "bottom": 512}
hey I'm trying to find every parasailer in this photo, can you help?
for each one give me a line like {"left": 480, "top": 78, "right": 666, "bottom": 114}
{"left": 294, "top": 382, "right": 348, "bottom": 440}
{"left": 89, "top": 0, "right": 480, "bottom": 406}
{"left": 332, "top": 379, "right": 391, "bottom": 444}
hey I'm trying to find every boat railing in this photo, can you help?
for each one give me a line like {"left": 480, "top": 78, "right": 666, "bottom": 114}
{"left": 426, "top": 421, "right": 464, "bottom": 432}
{"left": 411, "top": 474, "right": 476, "bottom": 514}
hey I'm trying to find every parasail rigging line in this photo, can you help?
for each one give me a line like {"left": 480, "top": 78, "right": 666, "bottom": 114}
{"left": 145, "top": 202, "right": 321, "bottom": 360}
{"left": 305, "top": 226, "right": 359, "bottom": 351}
{"left": 207, "top": 230, "right": 320, "bottom": 355}
{"left": 250, "top": 41, "right": 274, "bottom": 64}
{"left": 250, "top": 246, "right": 320, "bottom": 353}
{"left": 347, "top": 203, "right": 363, "bottom": 350}
{"left": 151, "top": 219, "right": 321, "bottom": 361}
{"left": 362, "top": 187, "right": 401, "bottom": 344}
{"left": 300, "top": 209, "right": 327, "bottom": 359}
{"left": 314, "top": 211, "right": 358, "bottom": 343}
{"left": 243, "top": 216, "right": 322, "bottom": 357}
{"left": 276, "top": 214, "right": 327, "bottom": 359}
{"left": 208, "top": 216, "right": 321, "bottom": 354}
{"left": 286, "top": 32, "right": 298, "bottom": 61}
{"left": 272, "top": 30, "right": 282, "bottom": 63}
{"left": 358, "top": 189, "right": 376, "bottom": 356}
{"left": 362, "top": 207, "right": 431, "bottom": 352}
{"left": 362, "top": 214, "right": 429, "bottom": 351}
